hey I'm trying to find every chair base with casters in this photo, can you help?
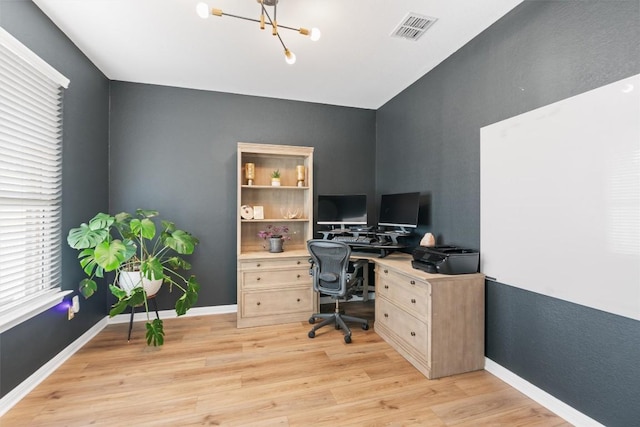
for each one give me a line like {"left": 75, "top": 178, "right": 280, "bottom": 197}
{"left": 306, "top": 240, "right": 370, "bottom": 343}
{"left": 308, "top": 298, "right": 369, "bottom": 343}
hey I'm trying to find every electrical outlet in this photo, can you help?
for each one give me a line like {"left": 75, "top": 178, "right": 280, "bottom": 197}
{"left": 68, "top": 305, "right": 74, "bottom": 320}
{"left": 72, "top": 295, "right": 80, "bottom": 313}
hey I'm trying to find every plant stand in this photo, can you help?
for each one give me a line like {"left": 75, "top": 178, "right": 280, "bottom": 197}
{"left": 127, "top": 296, "right": 160, "bottom": 341}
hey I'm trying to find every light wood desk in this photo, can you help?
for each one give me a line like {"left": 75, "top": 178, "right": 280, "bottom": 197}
{"left": 239, "top": 248, "right": 485, "bottom": 380}
{"left": 354, "top": 252, "right": 485, "bottom": 379}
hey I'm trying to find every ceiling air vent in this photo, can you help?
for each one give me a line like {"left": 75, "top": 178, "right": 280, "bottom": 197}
{"left": 391, "top": 13, "right": 437, "bottom": 41}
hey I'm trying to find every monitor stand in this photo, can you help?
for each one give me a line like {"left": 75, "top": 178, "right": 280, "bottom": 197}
{"left": 332, "top": 226, "right": 351, "bottom": 233}
{"left": 377, "top": 228, "right": 411, "bottom": 244}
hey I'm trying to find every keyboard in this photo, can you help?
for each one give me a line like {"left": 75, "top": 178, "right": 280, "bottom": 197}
{"left": 333, "top": 235, "right": 377, "bottom": 245}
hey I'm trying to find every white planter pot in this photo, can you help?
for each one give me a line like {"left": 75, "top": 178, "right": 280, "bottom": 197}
{"left": 119, "top": 271, "right": 163, "bottom": 297}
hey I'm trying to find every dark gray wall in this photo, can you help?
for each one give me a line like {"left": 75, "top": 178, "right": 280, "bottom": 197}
{"left": 376, "top": 1, "right": 640, "bottom": 426}
{"left": 0, "top": 0, "right": 110, "bottom": 398}
{"left": 108, "top": 82, "right": 376, "bottom": 308}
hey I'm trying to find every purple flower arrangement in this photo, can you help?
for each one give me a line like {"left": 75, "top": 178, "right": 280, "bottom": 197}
{"left": 257, "top": 224, "right": 291, "bottom": 240}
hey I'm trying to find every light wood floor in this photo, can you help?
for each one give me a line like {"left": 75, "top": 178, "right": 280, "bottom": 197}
{"left": 2, "top": 302, "right": 571, "bottom": 426}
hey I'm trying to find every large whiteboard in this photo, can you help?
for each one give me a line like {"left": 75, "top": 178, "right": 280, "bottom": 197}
{"left": 481, "top": 74, "right": 640, "bottom": 321}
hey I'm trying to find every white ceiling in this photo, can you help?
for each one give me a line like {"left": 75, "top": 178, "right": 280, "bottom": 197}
{"left": 33, "top": 0, "right": 523, "bottom": 109}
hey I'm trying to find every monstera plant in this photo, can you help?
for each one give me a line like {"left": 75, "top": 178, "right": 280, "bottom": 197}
{"left": 67, "top": 209, "right": 200, "bottom": 346}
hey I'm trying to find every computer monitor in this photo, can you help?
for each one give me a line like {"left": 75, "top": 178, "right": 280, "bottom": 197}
{"left": 378, "top": 192, "right": 420, "bottom": 232}
{"left": 317, "top": 194, "right": 367, "bottom": 229}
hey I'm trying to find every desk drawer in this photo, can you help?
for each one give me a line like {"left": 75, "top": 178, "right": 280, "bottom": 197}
{"left": 240, "top": 258, "right": 307, "bottom": 271}
{"left": 376, "top": 267, "right": 430, "bottom": 320}
{"left": 376, "top": 296, "right": 429, "bottom": 357}
{"left": 241, "top": 288, "right": 313, "bottom": 318}
{"left": 242, "top": 267, "right": 310, "bottom": 289}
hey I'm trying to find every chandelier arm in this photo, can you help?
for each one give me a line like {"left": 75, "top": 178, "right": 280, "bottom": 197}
{"left": 260, "top": 4, "right": 288, "bottom": 51}
{"left": 277, "top": 24, "right": 303, "bottom": 33}
{"left": 260, "top": 3, "right": 277, "bottom": 34}
{"left": 217, "top": 12, "right": 299, "bottom": 33}
{"left": 219, "top": 13, "right": 262, "bottom": 25}
{"left": 260, "top": 3, "right": 271, "bottom": 23}
{"left": 275, "top": 31, "right": 288, "bottom": 51}
{"left": 215, "top": 6, "right": 302, "bottom": 34}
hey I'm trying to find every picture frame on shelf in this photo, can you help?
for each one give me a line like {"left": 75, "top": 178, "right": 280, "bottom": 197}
{"left": 253, "top": 205, "right": 264, "bottom": 220}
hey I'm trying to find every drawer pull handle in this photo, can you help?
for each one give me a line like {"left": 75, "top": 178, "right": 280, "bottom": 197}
{"left": 411, "top": 298, "right": 416, "bottom": 304}
{"left": 256, "top": 302, "right": 261, "bottom": 306}
{"left": 384, "top": 269, "right": 388, "bottom": 274}
{"left": 384, "top": 313, "right": 389, "bottom": 318}
{"left": 297, "top": 260, "right": 301, "bottom": 265}
{"left": 384, "top": 285, "right": 389, "bottom": 289}
{"left": 410, "top": 331, "right": 416, "bottom": 337}
{"left": 297, "top": 274, "right": 301, "bottom": 279}
{"left": 297, "top": 298, "right": 301, "bottom": 302}
{"left": 256, "top": 277, "right": 261, "bottom": 281}
{"left": 410, "top": 280, "right": 415, "bottom": 285}
{"left": 256, "top": 263, "right": 261, "bottom": 267}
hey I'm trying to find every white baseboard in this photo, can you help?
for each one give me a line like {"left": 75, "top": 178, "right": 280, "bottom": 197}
{"left": 0, "top": 317, "right": 108, "bottom": 417}
{"left": 108, "top": 304, "right": 237, "bottom": 324}
{"left": 484, "top": 358, "right": 603, "bottom": 427}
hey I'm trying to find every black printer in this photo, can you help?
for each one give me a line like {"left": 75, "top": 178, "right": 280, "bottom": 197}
{"left": 412, "top": 245, "right": 479, "bottom": 274}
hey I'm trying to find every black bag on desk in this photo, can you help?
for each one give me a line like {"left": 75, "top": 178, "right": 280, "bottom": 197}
{"left": 411, "top": 246, "right": 479, "bottom": 274}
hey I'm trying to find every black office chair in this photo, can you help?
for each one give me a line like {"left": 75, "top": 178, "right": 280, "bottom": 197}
{"left": 307, "top": 239, "right": 369, "bottom": 343}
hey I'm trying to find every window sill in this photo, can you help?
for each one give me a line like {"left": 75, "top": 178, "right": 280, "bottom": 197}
{"left": 0, "top": 290, "right": 73, "bottom": 334}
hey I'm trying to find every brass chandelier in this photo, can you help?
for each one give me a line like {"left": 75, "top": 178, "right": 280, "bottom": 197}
{"left": 196, "top": 0, "right": 321, "bottom": 65}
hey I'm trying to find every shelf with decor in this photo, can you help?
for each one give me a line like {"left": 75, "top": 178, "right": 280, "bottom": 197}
{"left": 237, "top": 142, "right": 315, "bottom": 328}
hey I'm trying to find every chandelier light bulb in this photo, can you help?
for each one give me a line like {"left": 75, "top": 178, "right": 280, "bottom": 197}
{"left": 310, "top": 27, "right": 321, "bottom": 41}
{"left": 196, "top": 2, "right": 210, "bottom": 19}
{"left": 284, "top": 49, "right": 296, "bottom": 65}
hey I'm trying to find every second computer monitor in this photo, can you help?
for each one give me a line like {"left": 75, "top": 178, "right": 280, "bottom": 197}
{"left": 317, "top": 194, "right": 367, "bottom": 229}
{"left": 378, "top": 192, "right": 420, "bottom": 232}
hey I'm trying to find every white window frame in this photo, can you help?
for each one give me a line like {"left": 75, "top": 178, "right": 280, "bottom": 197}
{"left": 0, "top": 27, "right": 71, "bottom": 334}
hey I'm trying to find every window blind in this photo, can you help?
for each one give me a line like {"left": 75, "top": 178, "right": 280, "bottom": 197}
{"left": 0, "top": 27, "right": 70, "bottom": 332}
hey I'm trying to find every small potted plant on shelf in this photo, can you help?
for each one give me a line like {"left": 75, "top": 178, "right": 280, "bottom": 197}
{"left": 257, "top": 224, "right": 290, "bottom": 253}
{"left": 271, "top": 169, "right": 281, "bottom": 186}
{"left": 66, "top": 209, "right": 200, "bottom": 346}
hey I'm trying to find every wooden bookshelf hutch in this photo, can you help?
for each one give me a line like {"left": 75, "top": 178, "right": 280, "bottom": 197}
{"left": 236, "top": 142, "right": 316, "bottom": 328}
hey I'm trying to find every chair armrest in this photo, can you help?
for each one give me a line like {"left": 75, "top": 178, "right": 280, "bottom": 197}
{"left": 350, "top": 259, "right": 367, "bottom": 276}
{"left": 352, "top": 259, "right": 368, "bottom": 270}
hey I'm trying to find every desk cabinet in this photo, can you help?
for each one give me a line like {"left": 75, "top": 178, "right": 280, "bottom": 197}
{"left": 374, "top": 256, "right": 485, "bottom": 379}
{"left": 237, "top": 253, "right": 315, "bottom": 328}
